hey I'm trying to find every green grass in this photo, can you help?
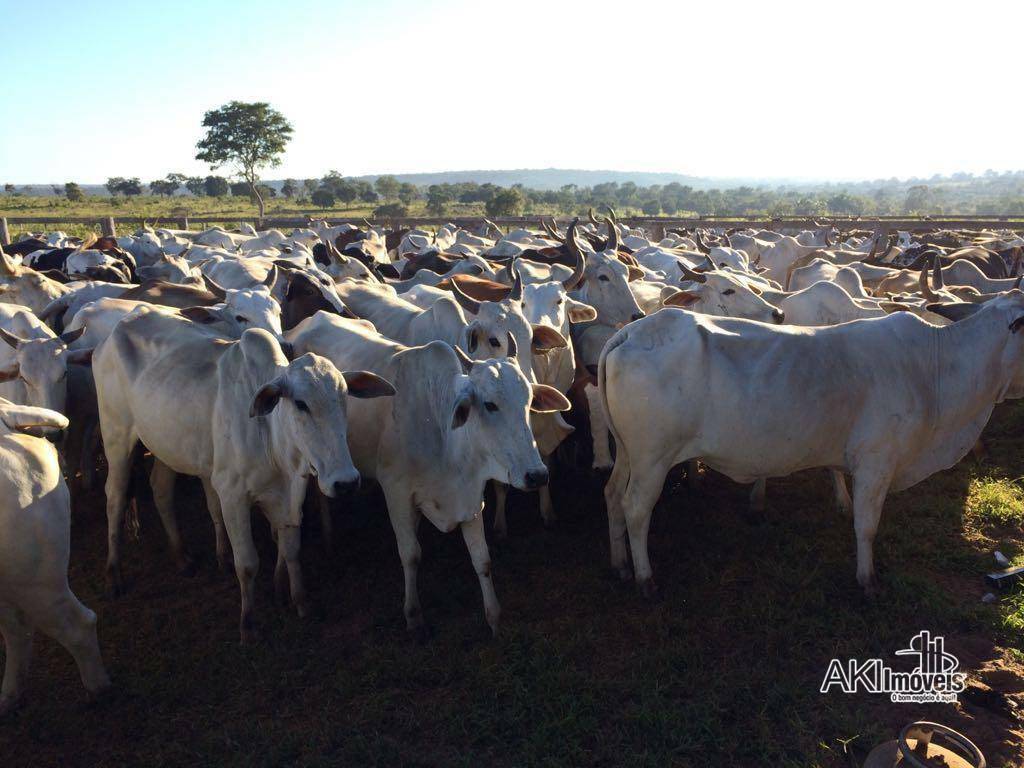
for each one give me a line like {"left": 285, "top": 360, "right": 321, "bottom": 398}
{"left": 969, "top": 477, "right": 1024, "bottom": 527}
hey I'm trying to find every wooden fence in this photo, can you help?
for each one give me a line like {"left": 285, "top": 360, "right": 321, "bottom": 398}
{"left": 2, "top": 214, "right": 1023, "bottom": 246}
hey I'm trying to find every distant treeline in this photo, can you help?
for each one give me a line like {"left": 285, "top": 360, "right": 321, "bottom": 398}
{"left": 6, "top": 169, "right": 1024, "bottom": 217}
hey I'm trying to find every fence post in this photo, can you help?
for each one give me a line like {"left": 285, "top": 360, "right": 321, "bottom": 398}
{"left": 0, "top": 217, "right": 9, "bottom": 247}
{"left": 101, "top": 217, "right": 117, "bottom": 237}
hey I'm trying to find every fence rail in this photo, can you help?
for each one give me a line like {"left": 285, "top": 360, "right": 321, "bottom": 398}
{"left": 2, "top": 214, "right": 1024, "bottom": 245}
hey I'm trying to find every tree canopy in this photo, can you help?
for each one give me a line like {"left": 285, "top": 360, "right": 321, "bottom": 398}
{"left": 195, "top": 101, "right": 293, "bottom": 218}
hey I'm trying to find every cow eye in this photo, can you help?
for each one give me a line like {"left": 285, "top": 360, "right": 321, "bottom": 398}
{"left": 556, "top": 298, "right": 563, "bottom": 305}
{"left": 235, "top": 315, "right": 247, "bottom": 323}
{"left": 598, "top": 275, "right": 610, "bottom": 282}
{"left": 484, "top": 401, "right": 498, "bottom": 412}
{"left": 295, "top": 400, "right": 309, "bottom": 413}
{"left": 722, "top": 288, "right": 735, "bottom": 296}
{"left": 488, "top": 336, "right": 500, "bottom": 348}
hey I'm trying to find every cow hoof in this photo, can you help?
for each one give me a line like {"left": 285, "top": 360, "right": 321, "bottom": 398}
{"left": 614, "top": 566, "right": 633, "bottom": 583}
{"left": 637, "top": 578, "right": 659, "bottom": 600}
{"left": 177, "top": 554, "right": 198, "bottom": 578}
{"left": 592, "top": 462, "right": 613, "bottom": 473}
{"left": 542, "top": 515, "right": 558, "bottom": 531}
{"left": 0, "top": 696, "right": 19, "bottom": 719}
{"left": 217, "top": 555, "right": 234, "bottom": 576}
{"left": 743, "top": 507, "right": 765, "bottom": 525}
{"left": 105, "top": 567, "right": 124, "bottom": 598}
{"left": 85, "top": 684, "right": 115, "bottom": 709}
{"left": 861, "top": 579, "right": 880, "bottom": 601}
{"left": 410, "top": 623, "right": 434, "bottom": 645}
{"left": 240, "top": 624, "right": 263, "bottom": 646}
{"left": 493, "top": 526, "right": 508, "bottom": 542}
{"left": 295, "top": 597, "right": 313, "bottom": 620}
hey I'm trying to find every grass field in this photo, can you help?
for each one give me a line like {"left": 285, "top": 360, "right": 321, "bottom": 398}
{"left": 0, "top": 195, "right": 488, "bottom": 240}
{"left": 1, "top": 394, "right": 1023, "bottom": 767}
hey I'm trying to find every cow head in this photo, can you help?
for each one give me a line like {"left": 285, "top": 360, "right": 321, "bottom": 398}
{"left": 248, "top": 346, "right": 394, "bottom": 499}
{"left": 664, "top": 265, "right": 786, "bottom": 324}
{"left": 450, "top": 353, "right": 569, "bottom": 491}
{"left": 563, "top": 217, "right": 644, "bottom": 328}
{"left": 0, "top": 326, "right": 92, "bottom": 414}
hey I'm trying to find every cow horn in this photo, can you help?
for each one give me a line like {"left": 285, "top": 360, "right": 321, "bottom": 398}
{"left": 932, "top": 253, "right": 945, "bottom": 290}
{"left": 541, "top": 218, "right": 562, "bottom": 242}
{"left": 678, "top": 262, "right": 708, "bottom": 284}
{"left": 0, "top": 251, "right": 17, "bottom": 275}
{"left": 450, "top": 277, "right": 482, "bottom": 315}
{"left": 484, "top": 218, "right": 502, "bottom": 237}
{"left": 694, "top": 230, "right": 711, "bottom": 254}
{"left": 508, "top": 261, "right": 524, "bottom": 302}
{"left": 918, "top": 263, "right": 939, "bottom": 301}
{"left": 824, "top": 227, "right": 834, "bottom": 247}
{"left": 506, "top": 330, "right": 517, "bottom": 359}
{"left": 602, "top": 213, "right": 620, "bottom": 253}
{"left": 362, "top": 218, "right": 373, "bottom": 230}
{"left": 0, "top": 327, "right": 23, "bottom": 349}
{"left": 563, "top": 218, "right": 586, "bottom": 291}
{"left": 201, "top": 273, "right": 227, "bottom": 300}
{"left": 588, "top": 208, "right": 599, "bottom": 225}
{"left": 882, "top": 234, "right": 898, "bottom": 262}
{"left": 262, "top": 264, "right": 278, "bottom": 289}
{"left": 606, "top": 206, "right": 618, "bottom": 225}
{"left": 453, "top": 345, "right": 474, "bottom": 374}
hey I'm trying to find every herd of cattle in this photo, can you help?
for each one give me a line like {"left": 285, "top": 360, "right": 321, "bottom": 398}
{"left": 1, "top": 211, "right": 1023, "bottom": 714}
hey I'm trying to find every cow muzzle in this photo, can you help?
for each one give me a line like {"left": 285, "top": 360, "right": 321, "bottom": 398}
{"left": 772, "top": 309, "right": 786, "bottom": 324}
{"left": 523, "top": 468, "right": 550, "bottom": 490}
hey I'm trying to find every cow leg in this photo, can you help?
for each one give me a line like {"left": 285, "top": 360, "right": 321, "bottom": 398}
{"left": 622, "top": 457, "right": 673, "bottom": 598}
{"left": 461, "top": 512, "right": 500, "bottom": 637}
{"left": 149, "top": 460, "right": 193, "bottom": 574}
{"left": 604, "top": 453, "right": 631, "bottom": 581}
{"left": 383, "top": 486, "right": 425, "bottom": 638}
{"left": 201, "top": 479, "right": 232, "bottom": 574}
{"left": 584, "top": 383, "right": 613, "bottom": 471}
{"left": 318, "top": 493, "right": 334, "bottom": 555}
{"left": 0, "top": 603, "right": 33, "bottom": 716}
{"left": 216, "top": 482, "right": 260, "bottom": 644}
{"left": 539, "top": 453, "right": 556, "bottom": 528}
{"left": 101, "top": 427, "right": 138, "bottom": 596}
{"left": 852, "top": 470, "right": 891, "bottom": 596}
{"left": 277, "top": 524, "right": 309, "bottom": 619}
{"left": 492, "top": 482, "right": 509, "bottom": 540}
{"left": 749, "top": 478, "right": 767, "bottom": 513}
{"left": 79, "top": 417, "right": 100, "bottom": 492}
{"left": 23, "top": 589, "right": 109, "bottom": 697}
{"left": 831, "top": 470, "right": 852, "bottom": 516}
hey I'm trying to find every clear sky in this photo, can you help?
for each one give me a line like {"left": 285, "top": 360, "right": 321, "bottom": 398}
{"left": 1, "top": 0, "right": 1020, "bottom": 184}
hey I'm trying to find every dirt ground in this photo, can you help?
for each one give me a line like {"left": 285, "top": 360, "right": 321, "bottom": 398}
{"left": 2, "top": 402, "right": 1024, "bottom": 767}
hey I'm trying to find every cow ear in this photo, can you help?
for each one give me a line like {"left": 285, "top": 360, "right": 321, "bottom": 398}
{"left": 531, "top": 324, "right": 568, "bottom": 352}
{"left": 0, "top": 360, "right": 20, "bottom": 382}
{"left": 65, "top": 348, "right": 93, "bottom": 366}
{"left": 180, "top": 306, "right": 220, "bottom": 325}
{"left": 566, "top": 299, "right": 597, "bottom": 323}
{"left": 530, "top": 383, "right": 571, "bottom": 413}
{"left": 663, "top": 290, "right": 701, "bottom": 308}
{"left": 465, "top": 323, "right": 480, "bottom": 354}
{"left": 250, "top": 379, "right": 285, "bottom": 417}
{"left": 451, "top": 387, "right": 474, "bottom": 429}
{"left": 343, "top": 370, "right": 396, "bottom": 399}
{"left": 627, "top": 265, "right": 645, "bottom": 282}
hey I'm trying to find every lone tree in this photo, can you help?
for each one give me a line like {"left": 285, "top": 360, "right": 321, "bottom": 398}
{"left": 195, "top": 101, "right": 293, "bottom": 219}
{"left": 64, "top": 182, "right": 84, "bottom": 203}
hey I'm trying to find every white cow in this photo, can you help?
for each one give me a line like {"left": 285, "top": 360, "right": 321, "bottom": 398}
{"left": 93, "top": 313, "right": 395, "bottom": 641}
{"left": 286, "top": 312, "right": 570, "bottom": 637}
{"left": 600, "top": 295, "right": 1024, "bottom": 597}
{"left": 0, "top": 398, "right": 110, "bottom": 715}
{"left": 0, "top": 304, "right": 91, "bottom": 413}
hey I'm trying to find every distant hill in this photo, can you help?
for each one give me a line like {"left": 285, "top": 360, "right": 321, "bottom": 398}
{"left": 10, "top": 169, "right": 757, "bottom": 196}
{"left": 349, "top": 169, "right": 732, "bottom": 191}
